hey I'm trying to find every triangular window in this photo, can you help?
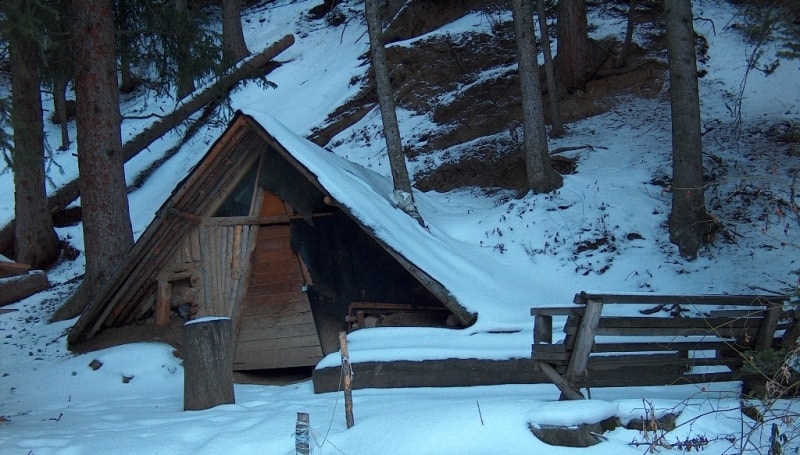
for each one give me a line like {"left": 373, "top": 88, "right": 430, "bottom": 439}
{"left": 213, "top": 164, "right": 258, "bottom": 217}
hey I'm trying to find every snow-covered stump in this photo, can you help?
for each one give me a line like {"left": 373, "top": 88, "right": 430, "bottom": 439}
{"left": 183, "top": 317, "right": 235, "bottom": 411}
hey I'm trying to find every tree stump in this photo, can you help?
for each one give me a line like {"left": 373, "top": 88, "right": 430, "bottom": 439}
{"left": 183, "top": 317, "right": 235, "bottom": 411}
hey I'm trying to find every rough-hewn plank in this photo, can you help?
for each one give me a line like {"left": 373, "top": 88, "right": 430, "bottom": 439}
{"left": 0, "top": 271, "right": 50, "bottom": 306}
{"left": 313, "top": 358, "right": 549, "bottom": 393}
{"left": 574, "top": 291, "right": 788, "bottom": 306}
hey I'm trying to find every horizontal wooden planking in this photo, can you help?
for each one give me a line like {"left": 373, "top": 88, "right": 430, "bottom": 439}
{"left": 564, "top": 316, "right": 763, "bottom": 338}
{"left": 234, "top": 345, "right": 323, "bottom": 370}
{"left": 249, "top": 266, "right": 304, "bottom": 283}
{"left": 588, "top": 354, "right": 743, "bottom": 370}
{"left": 235, "top": 333, "right": 322, "bottom": 353}
{"left": 253, "top": 246, "right": 296, "bottom": 263}
{"left": 236, "top": 319, "right": 319, "bottom": 342}
{"left": 530, "top": 307, "right": 585, "bottom": 317}
{"left": 240, "top": 293, "right": 309, "bottom": 315}
{"left": 238, "top": 312, "right": 314, "bottom": 330}
{"left": 591, "top": 340, "right": 749, "bottom": 353}
{"left": 246, "top": 280, "right": 306, "bottom": 296}
{"left": 574, "top": 292, "right": 788, "bottom": 306}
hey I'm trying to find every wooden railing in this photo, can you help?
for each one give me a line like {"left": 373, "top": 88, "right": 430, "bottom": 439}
{"left": 531, "top": 292, "right": 791, "bottom": 399}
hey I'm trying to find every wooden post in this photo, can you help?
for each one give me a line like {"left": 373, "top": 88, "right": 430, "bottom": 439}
{"left": 295, "top": 412, "right": 310, "bottom": 455}
{"left": 755, "top": 300, "right": 782, "bottom": 351}
{"left": 534, "top": 314, "right": 553, "bottom": 344}
{"left": 155, "top": 280, "right": 172, "bottom": 325}
{"left": 564, "top": 299, "right": 603, "bottom": 397}
{"left": 183, "top": 317, "right": 235, "bottom": 411}
{"left": 339, "top": 331, "right": 355, "bottom": 428}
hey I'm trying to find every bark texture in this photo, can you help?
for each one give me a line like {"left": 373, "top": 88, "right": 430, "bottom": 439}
{"left": 183, "top": 318, "right": 235, "bottom": 411}
{"left": 221, "top": 0, "right": 250, "bottom": 63}
{"left": 555, "top": 0, "right": 592, "bottom": 94}
{"left": 9, "top": 3, "right": 61, "bottom": 269}
{"left": 664, "top": 0, "right": 711, "bottom": 259}
{"left": 536, "top": 0, "right": 564, "bottom": 137}
{"left": 71, "top": 0, "right": 134, "bottom": 298}
{"left": 364, "top": 0, "right": 424, "bottom": 225}
{"left": 512, "top": 0, "right": 563, "bottom": 194}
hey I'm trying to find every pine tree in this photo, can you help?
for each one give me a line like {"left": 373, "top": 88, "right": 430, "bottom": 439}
{"left": 3, "top": 0, "right": 61, "bottom": 269}
{"left": 364, "top": 0, "right": 424, "bottom": 226}
{"left": 512, "top": 0, "right": 563, "bottom": 194}
{"left": 56, "top": 0, "right": 135, "bottom": 319}
{"left": 664, "top": 0, "right": 713, "bottom": 259}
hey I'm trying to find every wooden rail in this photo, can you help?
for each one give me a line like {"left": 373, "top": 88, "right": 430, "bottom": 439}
{"left": 531, "top": 292, "right": 791, "bottom": 399}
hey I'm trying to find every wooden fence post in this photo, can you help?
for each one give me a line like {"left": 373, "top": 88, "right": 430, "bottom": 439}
{"left": 339, "top": 331, "right": 355, "bottom": 428}
{"left": 183, "top": 317, "right": 235, "bottom": 411}
{"left": 295, "top": 412, "right": 310, "bottom": 455}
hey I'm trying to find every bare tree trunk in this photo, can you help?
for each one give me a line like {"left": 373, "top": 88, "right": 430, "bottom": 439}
{"left": 176, "top": 0, "right": 196, "bottom": 99}
{"left": 364, "top": 0, "right": 424, "bottom": 226}
{"left": 536, "top": 0, "right": 564, "bottom": 138}
{"left": 555, "top": 0, "right": 592, "bottom": 94}
{"left": 71, "top": 0, "right": 134, "bottom": 300}
{"left": 221, "top": 0, "right": 250, "bottom": 64}
{"left": 664, "top": 0, "right": 711, "bottom": 260}
{"left": 512, "top": 0, "right": 563, "bottom": 195}
{"left": 9, "top": 1, "right": 61, "bottom": 269}
{"left": 615, "top": 0, "right": 637, "bottom": 68}
{"left": 53, "top": 77, "right": 71, "bottom": 150}
{"left": 116, "top": 0, "right": 139, "bottom": 93}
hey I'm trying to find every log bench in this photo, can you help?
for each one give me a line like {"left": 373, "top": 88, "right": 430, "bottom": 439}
{"left": 531, "top": 292, "right": 792, "bottom": 399}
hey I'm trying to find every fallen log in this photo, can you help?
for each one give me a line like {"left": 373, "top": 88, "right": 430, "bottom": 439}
{"left": 0, "top": 260, "right": 32, "bottom": 278}
{"left": 0, "top": 34, "right": 295, "bottom": 258}
{"left": 0, "top": 270, "right": 50, "bottom": 306}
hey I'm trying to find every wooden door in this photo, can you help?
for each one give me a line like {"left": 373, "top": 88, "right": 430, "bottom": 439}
{"left": 233, "top": 193, "right": 323, "bottom": 370}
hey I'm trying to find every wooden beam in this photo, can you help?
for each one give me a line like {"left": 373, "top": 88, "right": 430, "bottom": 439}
{"left": 565, "top": 299, "right": 603, "bottom": 385}
{"left": 0, "top": 271, "right": 50, "bottom": 306}
{"left": 0, "top": 261, "right": 32, "bottom": 278}
{"left": 155, "top": 280, "right": 172, "bottom": 326}
{"left": 755, "top": 301, "right": 783, "bottom": 350}
{"left": 574, "top": 291, "right": 788, "bottom": 306}
{"left": 535, "top": 360, "right": 585, "bottom": 400}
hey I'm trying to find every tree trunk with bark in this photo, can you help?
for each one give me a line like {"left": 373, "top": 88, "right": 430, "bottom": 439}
{"left": 364, "top": 0, "right": 424, "bottom": 226}
{"left": 221, "top": 0, "right": 250, "bottom": 64}
{"left": 9, "top": 3, "right": 61, "bottom": 269}
{"left": 664, "top": 0, "right": 711, "bottom": 259}
{"left": 176, "top": 0, "right": 196, "bottom": 99}
{"left": 183, "top": 317, "right": 235, "bottom": 411}
{"left": 615, "top": 0, "right": 637, "bottom": 68}
{"left": 46, "top": 0, "right": 74, "bottom": 151}
{"left": 536, "top": 0, "right": 564, "bottom": 137}
{"left": 512, "top": 0, "right": 563, "bottom": 194}
{"left": 71, "top": 0, "right": 134, "bottom": 300}
{"left": 555, "top": 0, "right": 592, "bottom": 94}
{"left": 3, "top": 35, "right": 295, "bottom": 264}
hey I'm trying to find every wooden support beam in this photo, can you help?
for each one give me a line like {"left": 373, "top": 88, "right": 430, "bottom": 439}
{"left": 755, "top": 301, "right": 783, "bottom": 351}
{"left": 534, "top": 314, "right": 553, "bottom": 345}
{"left": 155, "top": 280, "right": 172, "bottom": 326}
{"left": 534, "top": 360, "right": 585, "bottom": 400}
{"left": 565, "top": 299, "right": 603, "bottom": 387}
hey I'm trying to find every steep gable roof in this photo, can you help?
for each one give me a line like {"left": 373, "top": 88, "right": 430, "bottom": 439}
{"left": 68, "top": 111, "right": 477, "bottom": 344}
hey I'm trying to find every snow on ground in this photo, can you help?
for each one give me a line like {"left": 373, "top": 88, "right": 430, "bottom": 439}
{"left": 1, "top": 0, "right": 800, "bottom": 453}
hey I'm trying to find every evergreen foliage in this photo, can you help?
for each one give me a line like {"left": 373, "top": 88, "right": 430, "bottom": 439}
{"left": 113, "top": 0, "right": 225, "bottom": 99}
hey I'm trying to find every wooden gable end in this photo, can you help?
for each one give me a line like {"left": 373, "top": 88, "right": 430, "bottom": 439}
{"left": 68, "top": 115, "right": 268, "bottom": 343}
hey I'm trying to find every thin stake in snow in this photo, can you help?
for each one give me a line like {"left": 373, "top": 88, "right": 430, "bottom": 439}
{"left": 295, "top": 412, "right": 310, "bottom": 455}
{"left": 339, "top": 331, "right": 355, "bottom": 429}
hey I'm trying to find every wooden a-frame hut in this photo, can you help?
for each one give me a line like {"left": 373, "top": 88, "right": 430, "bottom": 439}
{"left": 68, "top": 111, "right": 476, "bottom": 371}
